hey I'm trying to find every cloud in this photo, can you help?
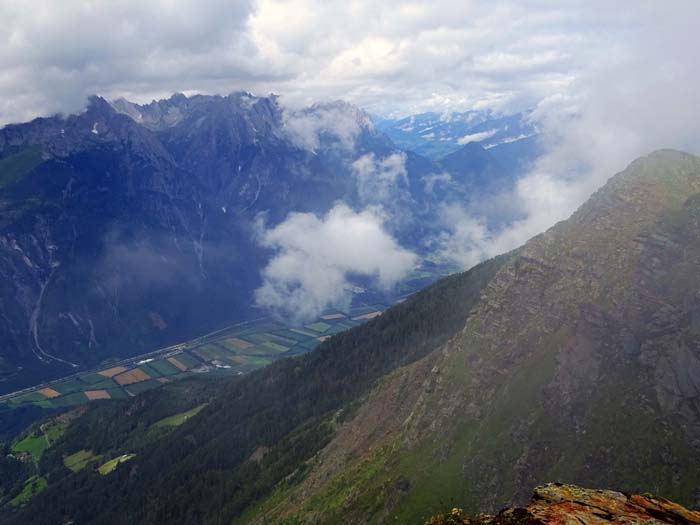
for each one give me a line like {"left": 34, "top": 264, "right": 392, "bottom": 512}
{"left": 3, "top": 1, "right": 690, "bottom": 125}
{"left": 437, "top": 2, "right": 700, "bottom": 269}
{"left": 282, "top": 101, "right": 372, "bottom": 151}
{"left": 456, "top": 129, "right": 497, "bottom": 145}
{"left": 254, "top": 203, "right": 417, "bottom": 321}
{"left": 422, "top": 172, "right": 453, "bottom": 194}
{"left": 351, "top": 152, "right": 408, "bottom": 203}
{"left": 0, "top": 0, "right": 261, "bottom": 125}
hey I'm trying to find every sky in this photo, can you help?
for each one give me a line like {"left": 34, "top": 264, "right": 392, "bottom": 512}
{"left": 2, "top": 0, "right": 695, "bottom": 124}
{"left": 2, "top": 0, "right": 700, "bottom": 318}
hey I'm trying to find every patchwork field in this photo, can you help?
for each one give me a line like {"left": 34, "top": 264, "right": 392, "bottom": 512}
{"left": 37, "top": 388, "right": 60, "bottom": 399}
{"left": 166, "top": 356, "right": 189, "bottom": 371}
{"left": 113, "top": 368, "right": 150, "bottom": 386}
{"left": 84, "top": 390, "right": 110, "bottom": 401}
{"left": 98, "top": 366, "right": 128, "bottom": 378}
{"left": 1, "top": 303, "right": 392, "bottom": 412}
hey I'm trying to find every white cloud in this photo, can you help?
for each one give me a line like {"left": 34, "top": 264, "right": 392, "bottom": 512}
{"left": 437, "top": 2, "right": 700, "bottom": 269}
{"left": 422, "top": 172, "right": 453, "bottom": 194}
{"left": 436, "top": 173, "right": 584, "bottom": 268}
{"left": 282, "top": 101, "right": 373, "bottom": 151}
{"left": 254, "top": 203, "right": 417, "bottom": 321}
{"left": 0, "top": 0, "right": 263, "bottom": 125}
{"left": 0, "top": 1, "right": 682, "bottom": 125}
{"left": 456, "top": 129, "right": 498, "bottom": 145}
{"left": 351, "top": 152, "right": 408, "bottom": 204}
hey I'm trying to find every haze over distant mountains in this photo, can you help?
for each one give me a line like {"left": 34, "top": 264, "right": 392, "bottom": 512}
{"left": 375, "top": 110, "right": 539, "bottom": 163}
{"left": 0, "top": 92, "right": 537, "bottom": 393}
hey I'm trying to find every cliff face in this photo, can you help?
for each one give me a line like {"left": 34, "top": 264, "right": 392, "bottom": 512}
{"left": 428, "top": 484, "right": 700, "bottom": 524}
{"left": 249, "top": 151, "right": 700, "bottom": 523}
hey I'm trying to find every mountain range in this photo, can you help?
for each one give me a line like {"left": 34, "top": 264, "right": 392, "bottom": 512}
{"left": 3, "top": 149, "right": 700, "bottom": 524}
{"left": 0, "top": 93, "right": 532, "bottom": 394}
{"left": 375, "top": 110, "right": 541, "bottom": 166}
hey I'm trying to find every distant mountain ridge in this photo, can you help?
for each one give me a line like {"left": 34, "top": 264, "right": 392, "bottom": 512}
{"left": 375, "top": 110, "right": 540, "bottom": 165}
{"left": 0, "top": 92, "right": 530, "bottom": 393}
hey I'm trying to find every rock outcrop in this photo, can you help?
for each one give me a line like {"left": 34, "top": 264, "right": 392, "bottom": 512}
{"left": 427, "top": 484, "right": 700, "bottom": 524}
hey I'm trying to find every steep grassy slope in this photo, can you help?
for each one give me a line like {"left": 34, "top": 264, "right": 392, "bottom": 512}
{"left": 4, "top": 253, "right": 507, "bottom": 524}
{"left": 249, "top": 150, "right": 700, "bottom": 523}
{"left": 8, "top": 149, "right": 700, "bottom": 525}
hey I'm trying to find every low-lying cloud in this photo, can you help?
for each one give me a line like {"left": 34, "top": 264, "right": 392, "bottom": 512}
{"left": 436, "top": 3, "right": 700, "bottom": 270}
{"left": 351, "top": 152, "right": 408, "bottom": 204}
{"left": 282, "top": 102, "right": 372, "bottom": 151}
{"left": 457, "top": 129, "right": 497, "bottom": 145}
{"left": 254, "top": 203, "right": 417, "bottom": 321}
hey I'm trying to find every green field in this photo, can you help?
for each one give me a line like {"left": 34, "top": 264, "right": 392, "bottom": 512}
{"left": 305, "top": 322, "right": 332, "bottom": 333}
{"left": 98, "top": 454, "right": 136, "bottom": 475}
{"left": 153, "top": 404, "right": 207, "bottom": 429}
{"left": 298, "top": 338, "right": 321, "bottom": 350}
{"left": 64, "top": 449, "right": 102, "bottom": 472}
{"left": 275, "top": 329, "right": 313, "bottom": 342}
{"left": 260, "top": 341, "right": 290, "bottom": 352}
{"left": 106, "top": 387, "right": 129, "bottom": 399}
{"left": 290, "top": 327, "right": 319, "bottom": 337}
{"left": 42, "top": 420, "right": 67, "bottom": 444}
{"left": 148, "top": 359, "right": 180, "bottom": 376}
{"left": 12, "top": 434, "right": 48, "bottom": 459}
{"left": 78, "top": 372, "right": 109, "bottom": 385}
{"left": 171, "top": 352, "right": 200, "bottom": 368}
{"left": 52, "top": 379, "right": 88, "bottom": 395}
{"left": 137, "top": 363, "right": 159, "bottom": 377}
{"left": 238, "top": 355, "right": 273, "bottom": 367}
{"left": 51, "top": 392, "right": 88, "bottom": 407}
{"left": 9, "top": 476, "right": 47, "bottom": 507}
{"left": 125, "top": 379, "right": 162, "bottom": 396}
{"left": 86, "top": 378, "right": 118, "bottom": 390}
{"left": 8, "top": 391, "right": 47, "bottom": 405}
{"left": 348, "top": 306, "right": 379, "bottom": 316}
{"left": 11, "top": 420, "right": 67, "bottom": 460}
{"left": 193, "top": 344, "right": 233, "bottom": 361}
{"left": 262, "top": 333, "right": 297, "bottom": 346}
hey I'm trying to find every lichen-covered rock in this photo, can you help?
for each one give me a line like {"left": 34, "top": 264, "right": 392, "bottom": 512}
{"left": 427, "top": 484, "right": 700, "bottom": 524}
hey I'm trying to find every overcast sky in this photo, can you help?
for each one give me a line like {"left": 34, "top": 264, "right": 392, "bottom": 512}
{"left": 1, "top": 1, "right": 696, "bottom": 125}
{"left": 2, "top": 0, "right": 700, "bottom": 319}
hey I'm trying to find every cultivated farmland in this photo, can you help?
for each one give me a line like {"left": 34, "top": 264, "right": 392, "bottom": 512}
{"left": 1, "top": 303, "right": 393, "bottom": 413}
